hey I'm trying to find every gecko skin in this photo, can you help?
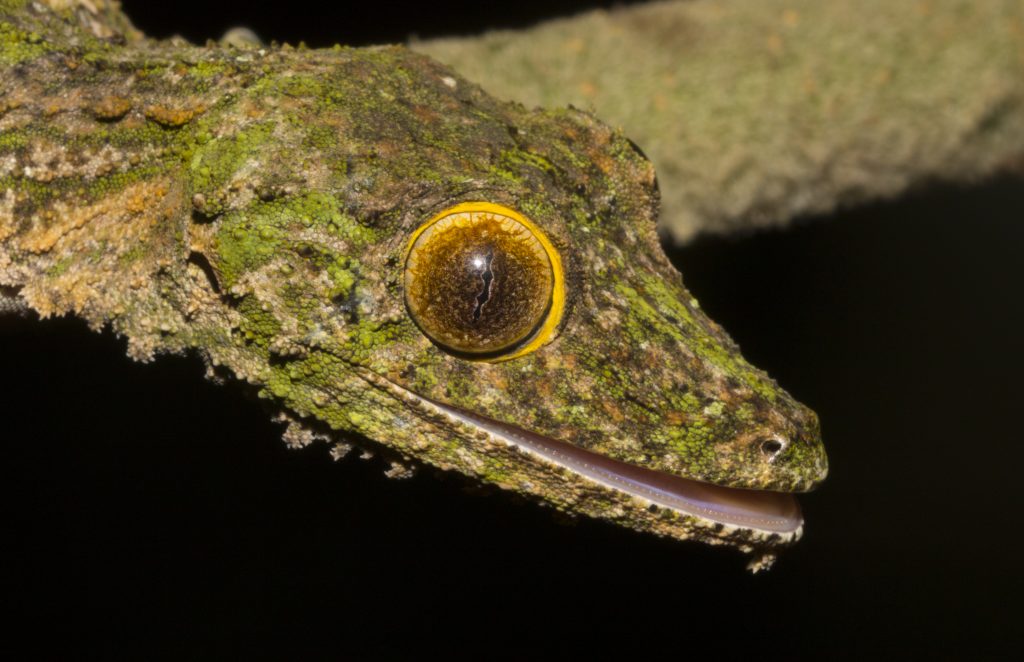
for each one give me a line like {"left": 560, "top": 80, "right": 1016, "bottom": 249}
{"left": 0, "top": 1, "right": 826, "bottom": 569}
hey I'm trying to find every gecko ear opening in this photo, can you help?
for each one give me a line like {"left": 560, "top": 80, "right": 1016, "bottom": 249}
{"left": 403, "top": 202, "right": 566, "bottom": 361}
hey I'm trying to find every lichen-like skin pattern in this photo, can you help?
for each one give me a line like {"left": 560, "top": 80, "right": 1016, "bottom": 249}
{"left": 0, "top": 1, "right": 827, "bottom": 567}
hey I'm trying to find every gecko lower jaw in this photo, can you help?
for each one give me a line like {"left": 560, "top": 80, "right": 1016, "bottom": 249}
{"left": 403, "top": 389, "right": 803, "bottom": 537}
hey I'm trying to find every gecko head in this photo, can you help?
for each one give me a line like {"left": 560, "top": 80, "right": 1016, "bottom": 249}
{"left": 382, "top": 186, "right": 827, "bottom": 556}
{"left": 396, "top": 196, "right": 827, "bottom": 497}
{"left": 199, "top": 49, "right": 826, "bottom": 561}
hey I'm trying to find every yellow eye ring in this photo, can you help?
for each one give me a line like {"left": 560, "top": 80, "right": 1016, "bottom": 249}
{"left": 404, "top": 202, "right": 566, "bottom": 362}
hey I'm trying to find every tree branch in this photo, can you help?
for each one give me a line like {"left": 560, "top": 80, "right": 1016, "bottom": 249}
{"left": 417, "top": 0, "right": 1024, "bottom": 241}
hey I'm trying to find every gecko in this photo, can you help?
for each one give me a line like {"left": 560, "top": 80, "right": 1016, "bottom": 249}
{"left": 0, "top": 0, "right": 827, "bottom": 570}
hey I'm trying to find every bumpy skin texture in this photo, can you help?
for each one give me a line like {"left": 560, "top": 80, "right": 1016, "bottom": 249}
{"left": 0, "top": 1, "right": 826, "bottom": 564}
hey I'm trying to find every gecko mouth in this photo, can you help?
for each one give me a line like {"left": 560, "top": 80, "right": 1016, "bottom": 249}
{"left": 415, "top": 394, "right": 802, "bottom": 536}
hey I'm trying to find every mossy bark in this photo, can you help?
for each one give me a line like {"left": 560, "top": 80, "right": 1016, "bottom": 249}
{"left": 418, "top": 0, "right": 1024, "bottom": 241}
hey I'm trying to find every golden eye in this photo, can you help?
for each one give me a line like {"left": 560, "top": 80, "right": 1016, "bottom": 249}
{"left": 404, "top": 202, "right": 565, "bottom": 360}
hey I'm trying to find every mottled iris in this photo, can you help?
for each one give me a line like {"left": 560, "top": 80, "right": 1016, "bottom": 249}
{"left": 405, "top": 205, "right": 557, "bottom": 357}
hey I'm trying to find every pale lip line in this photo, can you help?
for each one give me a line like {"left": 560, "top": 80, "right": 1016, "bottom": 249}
{"left": 398, "top": 385, "right": 804, "bottom": 537}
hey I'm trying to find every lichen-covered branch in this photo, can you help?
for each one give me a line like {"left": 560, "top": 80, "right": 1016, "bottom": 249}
{"left": 418, "top": 0, "right": 1024, "bottom": 241}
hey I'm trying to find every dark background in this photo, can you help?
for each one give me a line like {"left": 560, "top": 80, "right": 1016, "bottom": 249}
{"left": 2, "top": 1, "right": 1022, "bottom": 658}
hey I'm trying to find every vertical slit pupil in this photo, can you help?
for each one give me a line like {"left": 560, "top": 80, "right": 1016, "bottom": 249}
{"left": 472, "top": 250, "right": 495, "bottom": 321}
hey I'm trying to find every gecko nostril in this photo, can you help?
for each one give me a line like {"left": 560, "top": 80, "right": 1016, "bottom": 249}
{"left": 759, "top": 438, "right": 786, "bottom": 460}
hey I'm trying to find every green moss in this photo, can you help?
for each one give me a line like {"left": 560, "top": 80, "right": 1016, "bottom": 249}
{"left": 704, "top": 401, "right": 725, "bottom": 418}
{"left": 0, "top": 128, "right": 30, "bottom": 151}
{"left": 616, "top": 278, "right": 781, "bottom": 403}
{"left": 663, "top": 421, "right": 719, "bottom": 470}
{"left": 214, "top": 214, "right": 283, "bottom": 288}
{"left": 212, "top": 191, "right": 376, "bottom": 288}
{"left": 0, "top": 160, "right": 167, "bottom": 224}
{"left": 479, "top": 456, "right": 514, "bottom": 485}
{"left": 46, "top": 256, "right": 73, "bottom": 277}
{"left": 441, "top": 369, "right": 481, "bottom": 403}
{"left": 0, "top": 123, "right": 174, "bottom": 158}
{"left": 679, "top": 391, "right": 702, "bottom": 414}
{"left": 188, "top": 59, "right": 233, "bottom": 80}
{"left": 303, "top": 124, "right": 341, "bottom": 152}
{"left": 615, "top": 283, "right": 684, "bottom": 344}
{"left": 236, "top": 295, "right": 281, "bottom": 347}
{"left": 274, "top": 74, "right": 328, "bottom": 99}
{"left": 346, "top": 411, "right": 369, "bottom": 427}
{"left": 117, "top": 240, "right": 150, "bottom": 266}
{"left": 346, "top": 318, "right": 410, "bottom": 358}
{"left": 490, "top": 148, "right": 558, "bottom": 184}
{"left": 265, "top": 368, "right": 293, "bottom": 399}
{"left": 189, "top": 121, "right": 274, "bottom": 204}
{"left": 0, "top": 22, "right": 52, "bottom": 64}
{"left": 637, "top": 271, "right": 697, "bottom": 326}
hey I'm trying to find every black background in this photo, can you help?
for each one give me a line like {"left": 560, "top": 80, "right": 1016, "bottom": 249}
{"left": 2, "top": 1, "right": 1022, "bottom": 658}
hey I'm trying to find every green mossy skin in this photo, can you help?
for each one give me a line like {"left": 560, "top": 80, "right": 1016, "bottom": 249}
{"left": 0, "top": 21, "right": 50, "bottom": 64}
{"left": 1, "top": 1, "right": 826, "bottom": 559}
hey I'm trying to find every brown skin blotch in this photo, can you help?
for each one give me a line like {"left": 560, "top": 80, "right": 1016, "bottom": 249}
{"left": 91, "top": 95, "right": 132, "bottom": 121}
{"left": 144, "top": 103, "right": 206, "bottom": 127}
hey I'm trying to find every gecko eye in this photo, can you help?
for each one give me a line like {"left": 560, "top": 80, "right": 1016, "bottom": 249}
{"left": 404, "top": 202, "right": 565, "bottom": 360}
